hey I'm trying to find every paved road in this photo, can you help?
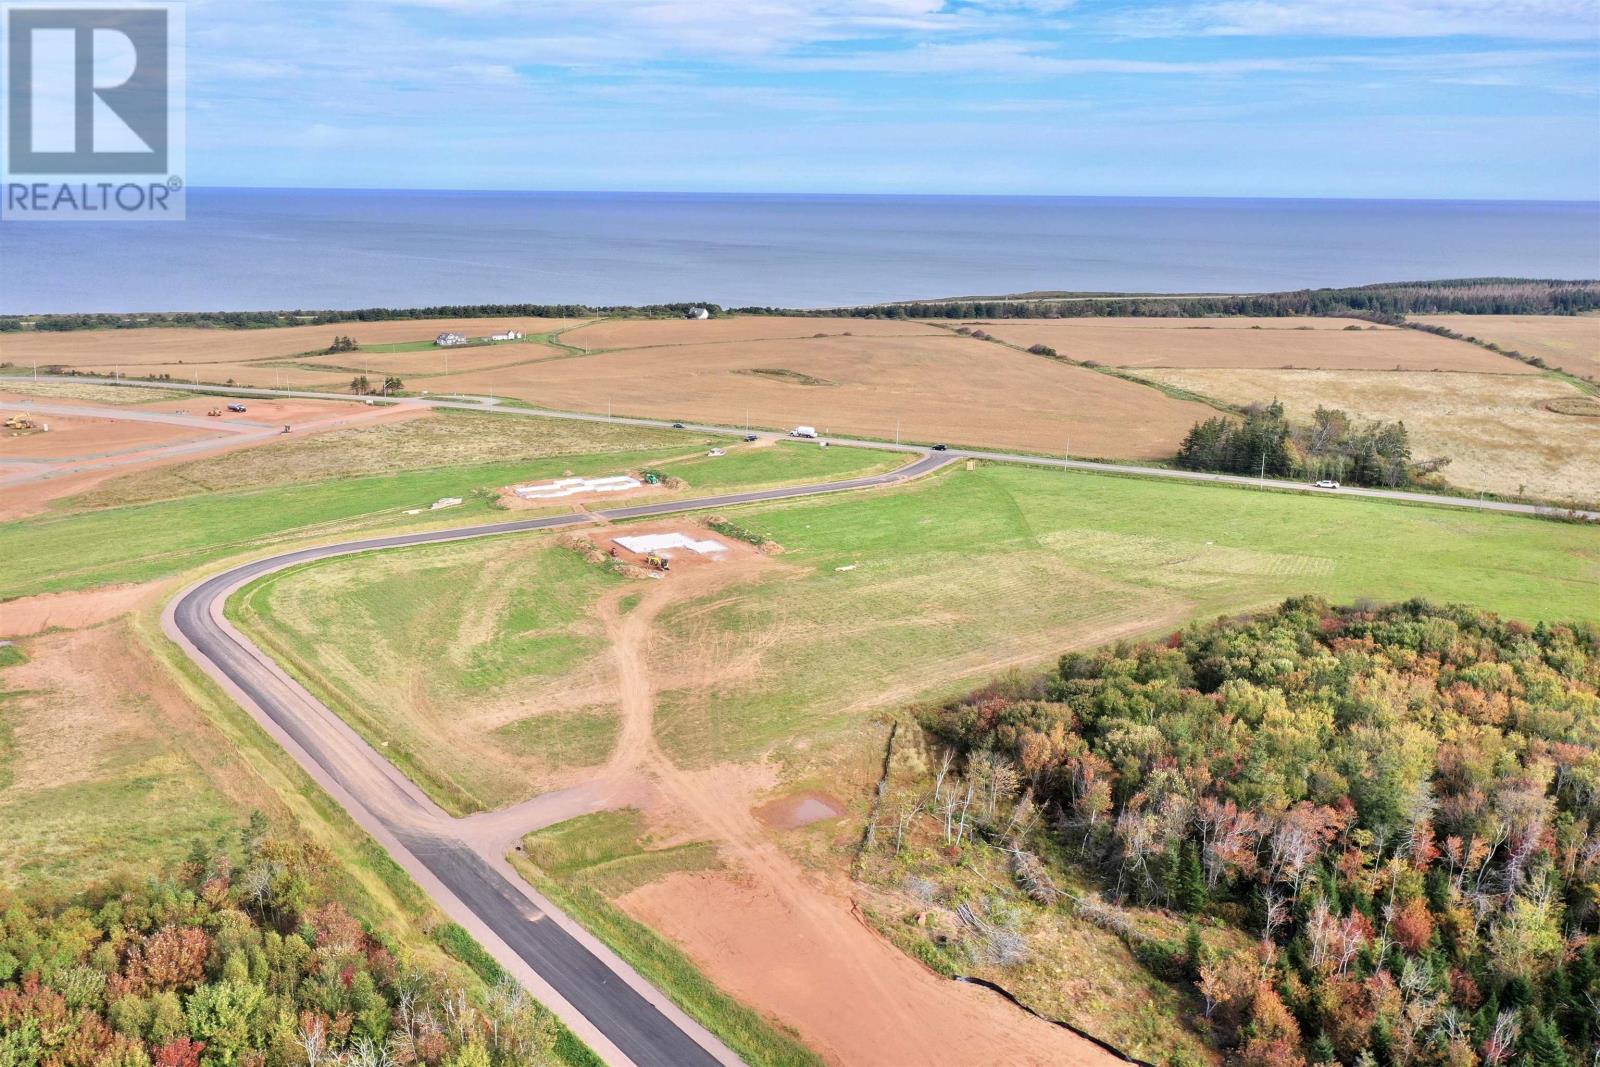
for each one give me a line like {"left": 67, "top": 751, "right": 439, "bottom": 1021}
{"left": 165, "top": 452, "right": 952, "bottom": 1067}
{"left": 21, "top": 375, "right": 1597, "bottom": 520}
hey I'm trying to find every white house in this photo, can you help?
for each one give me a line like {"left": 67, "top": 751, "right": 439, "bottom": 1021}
{"left": 435, "top": 332, "right": 468, "bottom": 347}
{"left": 686, "top": 307, "right": 710, "bottom": 320}
{"left": 489, "top": 330, "right": 524, "bottom": 342}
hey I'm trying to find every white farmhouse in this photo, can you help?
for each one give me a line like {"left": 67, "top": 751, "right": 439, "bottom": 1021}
{"left": 686, "top": 307, "right": 710, "bottom": 320}
{"left": 489, "top": 330, "right": 524, "bottom": 341}
{"left": 435, "top": 332, "right": 468, "bottom": 347}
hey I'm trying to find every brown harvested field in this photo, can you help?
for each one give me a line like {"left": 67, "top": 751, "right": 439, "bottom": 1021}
{"left": 83, "top": 363, "right": 358, "bottom": 391}
{"left": 972, "top": 317, "right": 1535, "bottom": 373}
{"left": 560, "top": 315, "right": 946, "bottom": 351}
{"left": 1139, "top": 367, "right": 1600, "bottom": 504}
{"left": 426, "top": 333, "right": 1217, "bottom": 459}
{"left": 1411, "top": 314, "right": 1600, "bottom": 382}
{"left": 0, "top": 317, "right": 587, "bottom": 367}
{"left": 295, "top": 342, "right": 565, "bottom": 377}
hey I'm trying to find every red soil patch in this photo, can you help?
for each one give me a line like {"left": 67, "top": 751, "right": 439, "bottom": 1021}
{"left": 620, "top": 868, "right": 1115, "bottom": 1066}
{"left": 753, "top": 790, "right": 845, "bottom": 830}
{"left": 0, "top": 396, "right": 427, "bottom": 520}
{"left": 0, "top": 583, "right": 158, "bottom": 638}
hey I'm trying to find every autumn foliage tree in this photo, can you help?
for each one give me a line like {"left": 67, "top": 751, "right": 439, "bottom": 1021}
{"left": 925, "top": 597, "right": 1599, "bottom": 1063}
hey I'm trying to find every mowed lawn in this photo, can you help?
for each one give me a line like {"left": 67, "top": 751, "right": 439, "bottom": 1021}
{"left": 648, "top": 462, "right": 1600, "bottom": 765}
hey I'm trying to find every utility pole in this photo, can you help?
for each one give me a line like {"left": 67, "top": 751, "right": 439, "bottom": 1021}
{"left": 1260, "top": 453, "right": 1267, "bottom": 484}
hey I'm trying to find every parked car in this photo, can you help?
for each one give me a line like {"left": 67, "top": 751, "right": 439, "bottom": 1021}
{"left": 1314, "top": 479, "right": 1340, "bottom": 489}
{"left": 672, "top": 422, "right": 686, "bottom": 429}
{"left": 931, "top": 443, "right": 949, "bottom": 451}
{"left": 744, "top": 434, "right": 759, "bottom": 442}
{"left": 227, "top": 403, "right": 247, "bottom": 413}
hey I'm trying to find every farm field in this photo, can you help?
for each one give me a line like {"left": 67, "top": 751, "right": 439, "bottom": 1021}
{"left": 234, "top": 459, "right": 1600, "bottom": 1062}
{"left": 971, "top": 316, "right": 1533, "bottom": 372}
{"left": 0, "top": 316, "right": 588, "bottom": 366}
{"left": 293, "top": 340, "right": 567, "bottom": 377}
{"left": 1411, "top": 312, "right": 1600, "bottom": 381}
{"left": 1139, "top": 366, "right": 1600, "bottom": 503}
{"left": 559, "top": 315, "right": 946, "bottom": 350}
{"left": 424, "top": 332, "right": 1217, "bottom": 459}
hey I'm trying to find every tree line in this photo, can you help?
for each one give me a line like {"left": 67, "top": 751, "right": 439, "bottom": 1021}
{"left": 1174, "top": 401, "right": 1441, "bottom": 488}
{"left": 921, "top": 598, "right": 1599, "bottom": 1066}
{"left": 5, "top": 279, "right": 1596, "bottom": 332}
{"left": 0, "top": 304, "right": 723, "bottom": 333}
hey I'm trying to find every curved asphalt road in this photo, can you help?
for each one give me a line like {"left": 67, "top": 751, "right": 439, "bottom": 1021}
{"left": 165, "top": 453, "right": 952, "bottom": 1067}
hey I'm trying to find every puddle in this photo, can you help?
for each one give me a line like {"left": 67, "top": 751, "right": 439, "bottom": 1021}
{"left": 755, "top": 790, "right": 845, "bottom": 830}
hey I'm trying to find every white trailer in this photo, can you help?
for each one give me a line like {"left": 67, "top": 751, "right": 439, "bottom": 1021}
{"left": 791, "top": 425, "right": 818, "bottom": 438}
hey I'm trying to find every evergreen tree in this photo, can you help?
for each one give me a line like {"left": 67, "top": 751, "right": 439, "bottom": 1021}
{"left": 1178, "top": 843, "right": 1207, "bottom": 914}
{"left": 1519, "top": 1009, "right": 1571, "bottom": 1067}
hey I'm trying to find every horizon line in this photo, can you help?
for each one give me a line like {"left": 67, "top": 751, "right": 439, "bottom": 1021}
{"left": 182, "top": 185, "right": 1600, "bottom": 206}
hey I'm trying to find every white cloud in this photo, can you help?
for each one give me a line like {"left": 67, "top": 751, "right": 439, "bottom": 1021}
{"left": 1112, "top": 0, "right": 1600, "bottom": 40}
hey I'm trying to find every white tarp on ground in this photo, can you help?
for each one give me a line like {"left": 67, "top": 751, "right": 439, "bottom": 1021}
{"left": 613, "top": 533, "right": 728, "bottom": 556}
{"left": 513, "top": 475, "right": 641, "bottom": 500}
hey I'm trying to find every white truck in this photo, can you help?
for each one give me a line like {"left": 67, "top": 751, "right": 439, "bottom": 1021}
{"left": 790, "top": 425, "right": 819, "bottom": 439}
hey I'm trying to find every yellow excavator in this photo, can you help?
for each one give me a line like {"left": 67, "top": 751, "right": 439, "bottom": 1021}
{"left": 643, "top": 553, "right": 671, "bottom": 572}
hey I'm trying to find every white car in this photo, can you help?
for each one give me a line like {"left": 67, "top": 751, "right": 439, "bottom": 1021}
{"left": 1314, "top": 479, "right": 1340, "bottom": 489}
{"left": 707, "top": 448, "right": 726, "bottom": 457}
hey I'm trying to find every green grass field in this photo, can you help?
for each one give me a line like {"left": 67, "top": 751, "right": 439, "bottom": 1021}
{"left": 234, "top": 459, "right": 1598, "bottom": 802}
{"left": 232, "top": 537, "right": 627, "bottom": 813}
{"left": 0, "top": 428, "right": 902, "bottom": 600}
{"left": 648, "top": 461, "right": 1599, "bottom": 764}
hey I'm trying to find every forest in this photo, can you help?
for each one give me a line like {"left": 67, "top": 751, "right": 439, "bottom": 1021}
{"left": 4, "top": 279, "right": 1596, "bottom": 333}
{"left": 923, "top": 598, "right": 1599, "bottom": 1066}
{"left": 0, "top": 816, "right": 589, "bottom": 1067}
{"left": 1173, "top": 402, "right": 1436, "bottom": 488}
{"left": 771, "top": 279, "right": 1600, "bottom": 322}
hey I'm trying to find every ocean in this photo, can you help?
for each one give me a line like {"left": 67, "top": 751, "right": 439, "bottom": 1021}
{"left": 2, "top": 189, "right": 1596, "bottom": 314}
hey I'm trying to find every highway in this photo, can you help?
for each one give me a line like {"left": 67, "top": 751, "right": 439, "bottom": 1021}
{"left": 164, "top": 452, "right": 953, "bottom": 1067}
{"left": 20, "top": 374, "right": 1598, "bottom": 521}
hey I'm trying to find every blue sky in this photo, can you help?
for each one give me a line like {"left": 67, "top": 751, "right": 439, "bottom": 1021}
{"left": 189, "top": 0, "right": 1600, "bottom": 199}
